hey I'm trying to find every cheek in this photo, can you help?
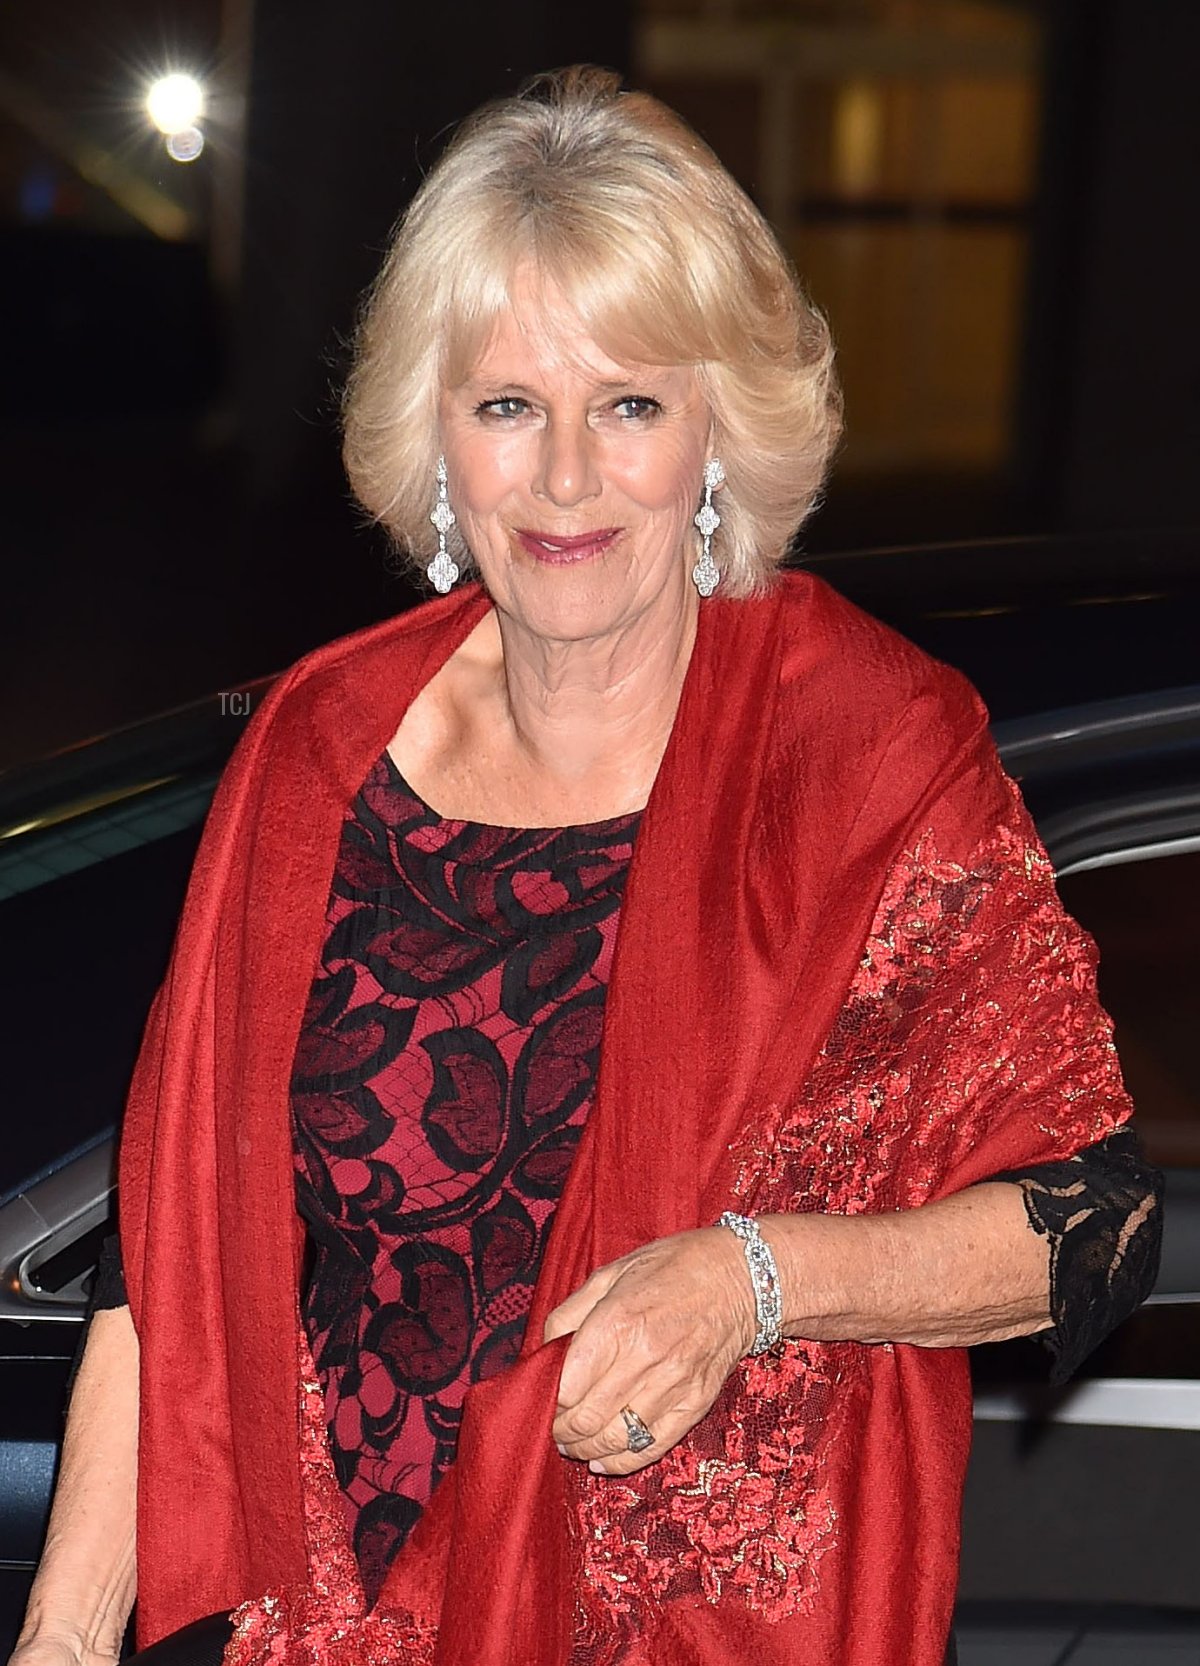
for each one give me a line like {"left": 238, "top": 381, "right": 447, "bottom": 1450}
{"left": 452, "top": 430, "right": 530, "bottom": 514}
{"left": 606, "top": 435, "right": 707, "bottom": 515}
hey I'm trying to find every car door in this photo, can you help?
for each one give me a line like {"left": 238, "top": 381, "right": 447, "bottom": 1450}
{"left": 956, "top": 687, "right": 1200, "bottom": 1662}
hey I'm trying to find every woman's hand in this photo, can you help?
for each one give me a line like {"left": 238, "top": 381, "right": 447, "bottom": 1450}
{"left": 543, "top": 1226, "right": 757, "bottom": 1475}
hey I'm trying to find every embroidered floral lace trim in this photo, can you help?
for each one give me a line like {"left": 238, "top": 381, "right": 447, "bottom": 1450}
{"left": 223, "top": 1332, "right": 435, "bottom": 1666}
{"left": 570, "top": 807, "right": 1138, "bottom": 1663}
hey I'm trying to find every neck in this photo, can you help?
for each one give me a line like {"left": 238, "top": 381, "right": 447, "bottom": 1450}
{"left": 485, "top": 585, "right": 700, "bottom": 812}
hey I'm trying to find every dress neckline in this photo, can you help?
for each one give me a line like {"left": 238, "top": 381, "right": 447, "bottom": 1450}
{"left": 378, "top": 745, "right": 646, "bottom": 838}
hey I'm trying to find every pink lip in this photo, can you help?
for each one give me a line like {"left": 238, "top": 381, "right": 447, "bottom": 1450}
{"left": 514, "top": 527, "right": 621, "bottom": 564}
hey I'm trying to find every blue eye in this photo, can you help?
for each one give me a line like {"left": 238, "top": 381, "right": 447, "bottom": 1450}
{"left": 615, "top": 396, "right": 662, "bottom": 419}
{"left": 476, "top": 397, "right": 528, "bottom": 419}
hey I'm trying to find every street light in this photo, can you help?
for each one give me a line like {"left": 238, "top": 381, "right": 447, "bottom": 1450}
{"left": 146, "top": 74, "right": 206, "bottom": 163}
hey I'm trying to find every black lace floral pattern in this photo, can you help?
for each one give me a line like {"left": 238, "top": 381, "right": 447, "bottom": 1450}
{"left": 993, "top": 1125, "right": 1164, "bottom": 1382}
{"left": 289, "top": 750, "right": 642, "bottom": 1601}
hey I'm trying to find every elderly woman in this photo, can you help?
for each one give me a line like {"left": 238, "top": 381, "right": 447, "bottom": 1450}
{"left": 16, "top": 66, "right": 1160, "bottom": 1666}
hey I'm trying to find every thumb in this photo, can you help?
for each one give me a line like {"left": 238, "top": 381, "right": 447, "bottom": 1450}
{"left": 542, "top": 1278, "right": 603, "bottom": 1347}
{"left": 541, "top": 1258, "right": 624, "bottom": 1347}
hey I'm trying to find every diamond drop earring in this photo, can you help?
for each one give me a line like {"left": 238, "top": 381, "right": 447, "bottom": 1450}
{"left": 426, "top": 455, "right": 460, "bottom": 594}
{"left": 691, "top": 457, "right": 724, "bottom": 597}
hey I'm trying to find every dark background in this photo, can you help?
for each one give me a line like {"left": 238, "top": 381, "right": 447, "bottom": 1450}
{"left": 2, "top": 0, "right": 1197, "bottom": 770}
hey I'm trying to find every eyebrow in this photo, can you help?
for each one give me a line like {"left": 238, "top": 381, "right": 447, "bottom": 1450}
{"left": 465, "top": 375, "right": 671, "bottom": 394}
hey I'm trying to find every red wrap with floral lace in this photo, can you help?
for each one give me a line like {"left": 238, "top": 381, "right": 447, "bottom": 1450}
{"left": 118, "top": 572, "right": 1133, "bottom": 1666}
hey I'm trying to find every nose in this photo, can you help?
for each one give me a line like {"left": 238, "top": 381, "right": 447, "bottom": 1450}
{"left": 532, "top": 414, "right": 601, "bottom": 508}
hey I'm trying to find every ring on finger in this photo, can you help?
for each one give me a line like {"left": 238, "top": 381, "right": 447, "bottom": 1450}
{"left": 620, "top": 1404, "right": 655, "bottom": 1454}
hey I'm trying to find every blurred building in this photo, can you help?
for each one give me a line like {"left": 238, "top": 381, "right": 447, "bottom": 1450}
{"left": 1, "top": 0, "right": 1198, "bottom": 763}
{"left": 638, "top": 0, "right": 1040, "bottom": 498}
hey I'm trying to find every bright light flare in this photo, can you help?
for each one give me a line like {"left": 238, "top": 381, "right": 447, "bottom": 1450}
{"left": 146, "top": 73, "right": 204, "bottom": 136}
{"left": 166, "top": 127, "right": 205, "bottom": 163}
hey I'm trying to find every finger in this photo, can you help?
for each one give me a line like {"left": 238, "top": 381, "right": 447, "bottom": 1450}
{"left": 582, "top": 1402, "right": 692, "bottom": 1477}
{"left": 553, "top": 1356, "right": 723, "bottom": 1475}
{"left": 553, "top": 1276, "right": 672, "bottom": 1437}
{"left": 553, "top": 1339, "right": 714, "bottom": 1465}
{"left": 553, "top": 1342, "right": 676, "bottom": 1456}
{"left": 542, "top": 1284, "right": 598, "bottom": 1347}
{"left": 589, "top": 1403, "right": 657, "bottom": 1471}
{"left": 557, "top": 1389, "right": 666, "bottom": 1464}
{"left": 590, "top": 1425, "right": 673, "bottom": 1476}
{"left": 556, "top": 1394, "right": 648, "bottom": 1462}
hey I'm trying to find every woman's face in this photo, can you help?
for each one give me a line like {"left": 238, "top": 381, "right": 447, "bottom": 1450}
{"left": 438, "top": 270, "right": 713, "bottom": 647}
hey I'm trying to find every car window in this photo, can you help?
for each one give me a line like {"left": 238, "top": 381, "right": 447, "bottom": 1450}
{"left": 0, "top": 814, "right": 205, "bottom": 1203}
{"left": 1058, "top": 848, "right": 1200, "bottom": 1169}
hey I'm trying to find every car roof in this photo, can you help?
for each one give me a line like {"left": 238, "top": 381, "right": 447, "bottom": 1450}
{"left": 801, "top": 527, "right": 1200, "bottom": 723}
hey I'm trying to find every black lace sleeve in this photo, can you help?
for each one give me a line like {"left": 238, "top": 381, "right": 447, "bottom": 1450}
{"left": 91, "top": 1229, "right": 128, "bottom": 1310}
{"left": 990, "top": 1125, "right": 1164, "bottom": 1383}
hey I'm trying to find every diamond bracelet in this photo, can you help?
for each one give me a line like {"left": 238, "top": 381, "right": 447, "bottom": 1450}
{"left": 718, "top": 1211, "right": 784, "bottom": 1355}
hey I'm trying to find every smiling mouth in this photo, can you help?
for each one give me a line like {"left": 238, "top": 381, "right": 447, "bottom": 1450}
{"left": 513, "top": 527, "right": 622, "bottom": 564}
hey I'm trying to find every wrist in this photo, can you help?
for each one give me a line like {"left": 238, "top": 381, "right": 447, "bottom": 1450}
{"left": 717, "top": 1211, "right": 784, "bottom": 1354}
{"left": 757, "top": 1209, "right": 899, "bottom": 1345}
{"left": 19, "top": 1593, "right": 128, "bottom": 1666}
{"left": 710, "top": 1225, "right": 759, "bottom": 1356}
{"left": 15, "top": 1617, "right": 88, "bottom": 1661}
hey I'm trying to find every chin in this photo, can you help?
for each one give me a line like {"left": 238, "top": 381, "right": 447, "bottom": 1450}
{"left": 495, "top": 562, "right": 670, "bottom": 643}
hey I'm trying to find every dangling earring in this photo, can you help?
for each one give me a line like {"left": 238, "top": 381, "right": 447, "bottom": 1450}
{"left": 426, "top": 455, "right": 460, "bottom": 594}
{"left": 692, "top": 458, "right": 724, "bottom": 597}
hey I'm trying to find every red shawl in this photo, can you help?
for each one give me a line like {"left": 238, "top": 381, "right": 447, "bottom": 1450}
{"left": 120, "top": 572, "right": 1131, "bottom": 1665}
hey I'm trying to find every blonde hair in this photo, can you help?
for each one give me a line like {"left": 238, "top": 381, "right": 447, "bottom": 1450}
{"left": 342, "top": 66, "right": 841, "bottom": 597}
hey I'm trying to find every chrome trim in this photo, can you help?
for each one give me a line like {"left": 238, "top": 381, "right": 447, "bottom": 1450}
{"left": 993, "top": 685, "right": 1200, "bottom": 773}
{"left": 974, "top": 1378, "right": 1200, "bottom": 1432}
{"left": 0, "top": 774, "right": 178, "bottom": 843}
{"left": 1057, "top": 833, "right": 1200, "bottom": 877}
{"left": 1035, "top": 789, "right": 1200, "bottom": 876}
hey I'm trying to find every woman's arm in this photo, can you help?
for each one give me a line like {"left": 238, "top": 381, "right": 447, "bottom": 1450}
{"left": 547, "top": 1149, "right": 1162, "bottom": 1474}
{"left": 766, "top": 1127, "right": 1162, "bottom": 1357}
{"left": 763, "top": 1180, "right": 1053, "bottom": 1349}
{"left": 11, "top": 1304, "right": 139, "bottom": 1666}
{"left": 547, "top": 1185, "right": 1051, "bottom": 1475}
{"left": 550, "top": 765, "right": 1165, "bottom": 1473}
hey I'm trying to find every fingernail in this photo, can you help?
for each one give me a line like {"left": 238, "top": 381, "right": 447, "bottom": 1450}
{"left": 588, "top": 1460, "right": 607, "bottom": 1475}
{"left": 555, "top": 1443, "right": 568, "bottom": 1456}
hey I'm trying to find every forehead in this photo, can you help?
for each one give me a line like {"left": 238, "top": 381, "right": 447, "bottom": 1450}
{"left": 454, "top": 268, "right": 691, "bottom": 393}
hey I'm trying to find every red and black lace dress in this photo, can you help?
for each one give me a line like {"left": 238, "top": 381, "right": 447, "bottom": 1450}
{"left": 288, "top": 749, "right": 643, "bottom": 1603}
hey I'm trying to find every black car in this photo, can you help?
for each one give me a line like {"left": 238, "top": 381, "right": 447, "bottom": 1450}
{"left": 3, "top": 532, "right": 1198, "bottom": 1663}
